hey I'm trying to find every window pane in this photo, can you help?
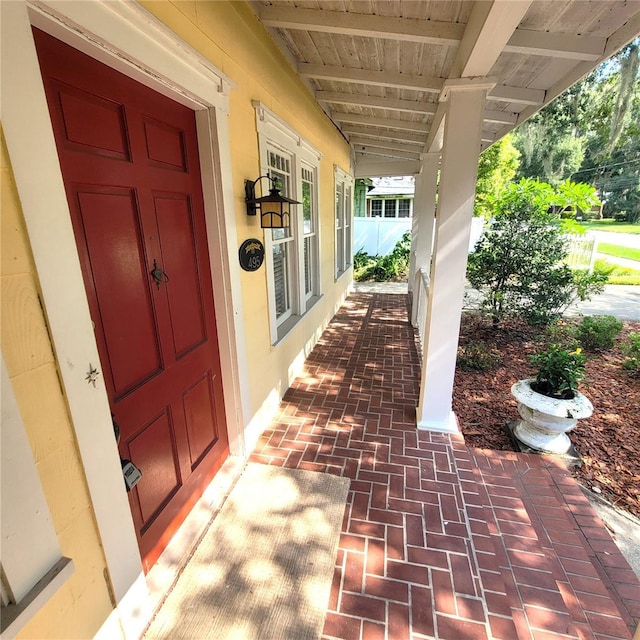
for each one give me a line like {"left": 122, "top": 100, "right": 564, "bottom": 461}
{"left": 398, "top": 199, "right": 411, "bottom": 218}
{"left": 302, "top": 180, "right": 312, "bottom": 235}
{"left": 304, "top": 236, "right": 312, "bottom": 295}
{"left": 371, "top": 200, "right": 382, "bottom": 217}
{"left": 384, "top": 199, "right": 396, "bottom": 218}
{"left": 272, "top": 243, "right": 290, "bottom": 318}
{"left": 346, "top": 186, "right": 353, "bottom": 264}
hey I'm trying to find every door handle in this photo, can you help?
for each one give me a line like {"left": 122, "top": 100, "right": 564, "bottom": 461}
{"left": 150, "top": 259, "right": 169, "bottom": 290}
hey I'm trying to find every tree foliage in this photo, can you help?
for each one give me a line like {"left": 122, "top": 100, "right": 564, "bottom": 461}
{"left": 511, "top": 39, "right": 640, "bottom": 222}
{"left": 467, "top": 179, "right": 607, "bottom": 329}
{"left": 474, "top": 135, "right": 520, "bottom": 219}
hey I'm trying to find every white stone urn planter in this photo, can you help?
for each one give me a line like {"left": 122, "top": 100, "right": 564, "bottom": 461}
{"left": 510, "top": 379, "right": 593, "bottom": 454}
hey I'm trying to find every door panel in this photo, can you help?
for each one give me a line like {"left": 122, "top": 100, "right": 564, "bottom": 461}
{"left": 143, "top": 117, "right": 187, "bottom": 170}
{"left": 55, "top": 80, "right": 130, "bottom": 160}
{"left": 34, "top": 28, "right": 229, "bottom": 569}
{"left": 154, "top": 194, "right": 206, "bottom": 358}
{"left": 77, "top": 188, "right": 163, "bottom": 397}
{"left": 128, "top": 411, "right": 181, "bottom": 527}
{"left": 183, "top": 373, "right": 219, "bottom": 468}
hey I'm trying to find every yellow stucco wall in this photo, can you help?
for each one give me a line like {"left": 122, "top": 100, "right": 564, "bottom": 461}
{"left": 140, "top": 0, "right": 353, "bottom": 425}
{"left": 1, "top": 130, "right": 114, "bottom": 639}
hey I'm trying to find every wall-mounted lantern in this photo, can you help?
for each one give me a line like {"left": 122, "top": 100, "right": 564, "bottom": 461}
{"left": 245, "top": 174, "right": 300, "bottom": 229}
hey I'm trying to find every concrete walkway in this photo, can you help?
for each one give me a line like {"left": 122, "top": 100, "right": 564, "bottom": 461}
{"left": 568, "top": 284, "right": 640, "bottom": 321}
{"left": 356, "top": 282, "right": 640, "bottom": 322}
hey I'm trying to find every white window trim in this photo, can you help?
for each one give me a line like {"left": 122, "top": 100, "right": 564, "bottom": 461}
{"left": 2, "top": 2, "right": 249, "bottom": 636}
{"left": 1, "top": 356, "right": 75, "bottom": 639}
{"left": 368, "top": 196, "right": 414, "bottom": 218}
{"left": 335, "top": 166, "right": 354, "bottom": 279}
{"left": 300, "top": 160, "right": 320, "bottom": 306}
{"left": 253, "top": 102, "right": 322, "bottom": 345}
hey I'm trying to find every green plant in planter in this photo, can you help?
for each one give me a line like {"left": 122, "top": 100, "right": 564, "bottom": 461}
{"left": 529, "top": 344, "right": 587, "bottom": 399}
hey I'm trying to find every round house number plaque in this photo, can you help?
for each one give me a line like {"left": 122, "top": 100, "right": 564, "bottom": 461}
{"left": 239, "top": 238, "right": 265, "bottom": 272}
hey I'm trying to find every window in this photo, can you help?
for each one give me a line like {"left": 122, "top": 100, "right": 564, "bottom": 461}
{"left": 1, "top": 356, "right": 74, "bottom": 637}
{"left": 254, "top": 103, "right": 322, "bottom": 344}
{"left": 369, "top": 198, "right": 413, "bottom": 218}
{"left": 301, "top": 165, "right": 317, "bottom": 302}
{"left": 398, "top": 199, "right": 411, "bottom": 218}
{"left": 335, "top": 167, "right": 353, "bottom": 278}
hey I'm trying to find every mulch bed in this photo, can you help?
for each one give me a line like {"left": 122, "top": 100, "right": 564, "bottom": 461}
{"left": 453, "top": 312, "right": 640, "bottom": 519}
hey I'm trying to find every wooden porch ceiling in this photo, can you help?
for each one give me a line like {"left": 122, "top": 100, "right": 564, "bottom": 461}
{"left": 252, "top": 0, "right": 640, "bottom": 177}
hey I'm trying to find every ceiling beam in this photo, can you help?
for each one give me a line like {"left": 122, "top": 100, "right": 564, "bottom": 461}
{"left": 298, "top": 64, "right": 444, "bottom": 93}
{"left": 349, "top": 137, "right": 423, "bottom": 155}
{"left": 505, "top": 29, "right": 605, "bottom": 61}
{"left": 455, "top": 1, "right": 532, "bottom": 78}
{"left": 354, "top": 157, "right": 421, "bottom": 178}
{"left": 258, "top": 6, "right": 464, "bottom": 46}
{"left": 302, "top": 63, "right": 542, "bottom": 105}
{"left": 357, "top": 147, "right": 422, "bottom": 161}
{"left": 331, "top": 112, "right": 429, "bottom": 134}
{"left": 483, "top": 109, "right": 518, "bottom": 125}
{"left": 489, "top": 84, "right": 545, "bottom": 106}
{"left": 341, "top": 126, "right": 426, "bottom": 146}
{"left": 315, "top": 91, "right": 438, "bottom": 115}
{"left": 260, "top": 6, "right": 606, "bottom": 62}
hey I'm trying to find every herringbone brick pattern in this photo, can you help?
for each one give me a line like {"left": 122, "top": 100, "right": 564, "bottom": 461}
{"left": 248, "top": 292, "right": 639, "bottom": 640}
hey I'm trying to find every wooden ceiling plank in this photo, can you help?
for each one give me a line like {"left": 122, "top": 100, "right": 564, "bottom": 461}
{"left": 354, "top": 156, "right": 421, "bottom": 178}
{"left": 298, "top": 63, "right": 444, "bottom": 92}
{"left": 357, "top": 147, "right": 422, "bottom": 161}
{"left": 316, "top": 91, "right": 437, "bottom": 114}
{"left": 341, "top": 126, "right": 426, "bottom": 145}
{"left": 331, "top": 112, "right": 429, "bottom": 133}
{"left": 259, "top": 5, "right": 465, "bottom": 45}
{"left": 349, "top": 136, "right": 423, "bottom": 154}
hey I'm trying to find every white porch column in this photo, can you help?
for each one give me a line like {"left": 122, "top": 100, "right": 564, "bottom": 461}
{"left": 412, "top": 154, "right": 439, "bottom": 277}
{"left": 416, "top": 85, "right": 488, "bottom": 432}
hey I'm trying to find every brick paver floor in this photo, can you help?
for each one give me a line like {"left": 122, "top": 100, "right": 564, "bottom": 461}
{"left": 249, "top": 292, "right": 640, "bottom": 640}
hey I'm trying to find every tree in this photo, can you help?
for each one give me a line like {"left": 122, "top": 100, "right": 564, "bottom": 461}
{"left": 513, "top": 117, "right": 585, "bottom": 186}
{"left": 467, "top": 179, "right": 607, "bottom": 329}
{"left": 474, "top": 134, "right": 520, "bottom": 219}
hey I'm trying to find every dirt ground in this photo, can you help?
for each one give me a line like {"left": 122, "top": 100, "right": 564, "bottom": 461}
{"left": 453, "top": 313, "right": 640, "bottom": 519}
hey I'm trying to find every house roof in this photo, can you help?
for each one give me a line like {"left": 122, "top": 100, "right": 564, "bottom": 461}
{"left": 253, "top": 0, "right": 640, "bottom": 177}
{"left": 367, "top": 176, "right": 415, "bottom": 196}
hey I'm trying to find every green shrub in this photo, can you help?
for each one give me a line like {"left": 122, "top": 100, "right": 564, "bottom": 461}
{"left": 576, "top": 315, "right": 623, "bottom": 351}
{"left": 529, "top": 344, "right": 586, "bottom": 398}
{"left": 623, "top": 332, "right": 640, "bottom": 375}
{"left": 356, "top": 232, "right": 411, "bottom": 282}
{"left": 457, "top": 341, "right": 501, "bottom": 371}
{"left": 545, "top": 319, "right": 578, "bottom": 349}
{"left": 354, "top": 248, "right": 375, "bottom": 271}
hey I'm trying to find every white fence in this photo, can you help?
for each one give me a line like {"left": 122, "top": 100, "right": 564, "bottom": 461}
{"left": 354, "top": 216, "right": 485, "bottom": 256}
{"left": 353, "top": 217, "right": 412, "bottom": 256}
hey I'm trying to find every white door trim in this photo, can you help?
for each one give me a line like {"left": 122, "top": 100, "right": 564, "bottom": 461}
{"left": 1, "top": 1, "right": 247, "bottom": 633}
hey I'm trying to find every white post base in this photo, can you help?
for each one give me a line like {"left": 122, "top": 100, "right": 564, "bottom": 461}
{"left": 417, "top": 411, "right": 460, "bottom": 433}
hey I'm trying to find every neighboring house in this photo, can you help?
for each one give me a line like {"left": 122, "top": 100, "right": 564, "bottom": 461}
{"left": 353, "top": 177, "right": 373, "bottom": 217}
{"left": 1, "top": 2, "right": 637, "bottom": 640}
{"left": 366, "top": 176, "right": 415, "bottom": 219}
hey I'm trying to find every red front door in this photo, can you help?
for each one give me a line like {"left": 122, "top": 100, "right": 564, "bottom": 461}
{"left": 34, "top": 29, "right": 229, "bottom": 569}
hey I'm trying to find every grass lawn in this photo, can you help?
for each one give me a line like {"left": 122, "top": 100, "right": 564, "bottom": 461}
{"left": 583, "top": 219, "right": 640, "bottom": 234}
{"left": 595, "top": 259, "right": 640, "bottom": 285}
{"left": 597, "top": 243, "right": 640, "bottom": 262}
